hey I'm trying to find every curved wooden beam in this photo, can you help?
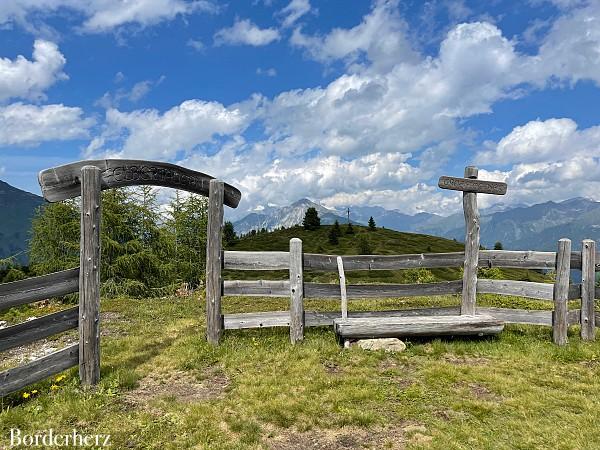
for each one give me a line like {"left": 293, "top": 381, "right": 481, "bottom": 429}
{"left": 38, "top": 159, "right": 242, "bottom": 208}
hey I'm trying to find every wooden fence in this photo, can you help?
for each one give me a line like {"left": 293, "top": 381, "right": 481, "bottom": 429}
{"left": 212, "top": 238, "right": 598, "bottom": 345}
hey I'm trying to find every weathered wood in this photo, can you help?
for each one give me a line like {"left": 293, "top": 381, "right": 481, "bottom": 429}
{"left": 553, "top": 238, "right": 571, "bottom": 345}
{"left": 304, "top": 280, "right": 463, "bottom": 299}
{"left": 206, "top": 180, "right": 224, "bottom": 345}
{"left": 303, "top": 250, "right": 578, "bottom": 271}
{"left": 38, "top": 159, "right": 241, "bottom": 208}
{"left": 337, "top": 256, "right": 348, "bottom": 319}
{"left": 438, "top": 176, "right": 507, "bottom": 195}
{"left": 289, "top": 238, "right": 304, "bottom": 344}
{"left": 334, "top": 314, "right": 504, "bottom": 339}
{"left": 581, "top": 239, "right": 596, "bottom": 340}
{"left": 0, "top": 307, "right": 78, "bottom": 353}
{"left": 0, "top": 344, "right": 79, "bottom": 397}
{"left": 461, "top": 166, "right": 480, "bottom": 315}
{"left": 223, "top": 307, "right": 580, "bottom": 330}
{"left": 223, "top": 251, "right": 289, "bottom": 270}
{"left": 477, "top": 279, "right": 554, "bottom": 300}
{"left": 223, "top": 280, "right": 289, "bottom": 297}
{"left": 79, "top": 166, "right": 101, "bottom": 386}
{"left": 0, "top": 268, "right": 79, "bottom": 311}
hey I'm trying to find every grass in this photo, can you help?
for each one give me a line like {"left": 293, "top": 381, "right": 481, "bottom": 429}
{"left": 2, "top": 294, "right": 600, "bottom": 449}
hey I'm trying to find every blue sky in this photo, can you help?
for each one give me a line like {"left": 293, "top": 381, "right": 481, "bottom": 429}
{"left": 1, "top": 0, "right": 599, "bottom": 220}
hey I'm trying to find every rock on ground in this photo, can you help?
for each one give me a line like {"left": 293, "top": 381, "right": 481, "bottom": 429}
{"left": 355, "top": 338, "right": 406, "bottom": 352}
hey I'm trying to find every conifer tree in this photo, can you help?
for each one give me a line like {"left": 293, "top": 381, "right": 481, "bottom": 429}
{"left": 303, "top": 207, "right": 321, "bottom": 230}
{"left": 368, "top": 216, "right": 376, "bottom": 230}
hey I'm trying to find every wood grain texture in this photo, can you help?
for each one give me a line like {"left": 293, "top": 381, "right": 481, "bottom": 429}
{"left": 553, "top": 238, "right": 571, "bottom": 346}
{"left": 79, "top": 166, "right": 101, "bottom": 386}
{"left": 0, "top": 344, "right": 78, "bottom": 397}
{"left": 304, "top": 280, "right": 463, "bottom": 299}
{"left": 0, "top": 268, "right": 79, "bottom": 311}
{"left": 0, "top": 307, "right": 78, "bottom": 353}
{"left": 334, "top": 314, "right": 504, "bottom": 339}
{"left": 438, "top": 176, "right": 507, "bottom": 195}
{"left": 581, "top": 239, "right": 596, "bottom": 340}
{"left": 223, "top": 280, "right": 289, "bottom": 297}
{"left": 337, "top": 256, "right": 348, "bottom": 319}
{"left": 38, "top": 159, "right": 241, "bottom": 208}
{"left": 224, "top": 251, "right": 289, "bottom": 270}
{"left": 206, "top": 180, "right": 224, "bottom": 345}
{"left": 461, "top": 167, "right": 480, "bottom": 315}
{"left": 289, "top": 238, "right": 304, "bottom": 344}
{"left": 223, "top": 307, "right": 579, "bottom": 330}
{"left": 477, "top": 279, "right": 554, "bottom": 300}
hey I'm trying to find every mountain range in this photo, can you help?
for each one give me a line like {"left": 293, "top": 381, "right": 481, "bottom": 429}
{"left": 233, "top": 197, "right": 600, "bottom": 251}
{"left": 0, "top": 180, "right": 44, "bottom": 264}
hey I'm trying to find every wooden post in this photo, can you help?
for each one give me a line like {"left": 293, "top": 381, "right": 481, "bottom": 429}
{"left": 553, "top": 238, "right": 571, "bottom": 345}
{"left": 206, "top": 180, "right": 224, "bottom": 345}
{"left": 337, "top": 256, "right": 348, "bottom": 319}
{"left": 581, "top": 239, "right": 596, "bottom": 341}
{"left": 461, "top": 166, "right": 480, "bottom": 315}
{"left": 289, "top": 238, "right": 304, "bottom": 344}
{"left": 79, "top": 166, "right": 101, "bottom": 386}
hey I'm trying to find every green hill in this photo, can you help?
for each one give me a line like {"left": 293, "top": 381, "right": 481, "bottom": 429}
{"left": 225, "top": 224, "right": 547, "bottom": 284}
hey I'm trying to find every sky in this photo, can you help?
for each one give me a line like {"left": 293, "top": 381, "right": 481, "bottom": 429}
{"left": 0, "top": 0, "right": 599, "bottom": 220}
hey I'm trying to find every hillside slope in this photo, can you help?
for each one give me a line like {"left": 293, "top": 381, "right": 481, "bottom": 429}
{"left": 0, "top": 180, "right": 44, "bottom": 264}
{"left": 226, "top": 225, "right": 546, "bottom": 283}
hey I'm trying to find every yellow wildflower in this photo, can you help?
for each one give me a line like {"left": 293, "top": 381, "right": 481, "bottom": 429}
{"left": 55, "top": 375, "right": 66, "bottom": 382}
{"left": 50, "top": 385, "right": 59, "bottom": 390}
{"left": 31, "top": 390, "right": 38, "bottom": 394}
{"left": 22, "top": 392, "right": 30, "bottom": 399}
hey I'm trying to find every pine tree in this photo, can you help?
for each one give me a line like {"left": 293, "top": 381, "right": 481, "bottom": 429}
{"left": 494, "top": 241, "right": 503, "bottom": 250}
{"left": 223, "top": 221, "right": 237, "bottom": 247}
{"left": 346, "top": 222, "right": 354, "bottom": 235}
{"left": 328, "top": 226, "right": 339, "bottom": 245}
{"left": 333, "top": 220, "right": 341, "bottom": 236}
{"left": 357, "top": 236, "right": 372, "bottom": 254}
{"left": 303, "top": 207, "right": 321, "bottom": 230}
{"left": 368, "top": 216, "right": 376, "bottom": 230}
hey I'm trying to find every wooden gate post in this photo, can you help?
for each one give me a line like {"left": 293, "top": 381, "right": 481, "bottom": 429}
{"left": 581, "top": 239, "right": 596, "bottom": 341}
{"left": 79, "top": 165, "right": 102, "bottom": 386}
{"left": 553, "top": 238, "right": 571, "bottom": 345}
{"left": 206, "top": 180, "right": 224, "bottom": 345}
{"left": 461, "top": 166, "right": 480, "bottom": 315}
{"left": 289, "top": 238, "right": 304, "bottom": 344}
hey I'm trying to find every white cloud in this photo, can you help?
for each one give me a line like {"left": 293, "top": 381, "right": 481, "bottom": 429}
{"left": 90, "top": 99, "right": 250, "bottom": 159}
{"left": 0, "top": 0, "right": 217, "bottom": 34}
{"left": 0, "top": 102, "right": 93, "bottom": 146}
{"left": 278, "top": 0, "right": 313, "bottom": 28}
{"left": 256, "top": 67, "right": 277, "bottom": 77}
{"left": 187, "top": 38, "right": 205, "bottom": 52}
{"left": 0, "top": 40, "right": 66, "bottom": 102}
{"left": 214, "top": 18, "right": 280, "bottom": 46}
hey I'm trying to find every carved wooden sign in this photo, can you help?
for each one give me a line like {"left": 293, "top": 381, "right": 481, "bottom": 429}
{"left": 38, "top": 159, "right": 242, "bottom": 208}
{"left": 438, "top": 176, "right": 507, "bottom": 195}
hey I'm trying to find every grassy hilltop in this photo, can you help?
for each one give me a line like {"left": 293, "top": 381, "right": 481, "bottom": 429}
{"left": 226, "top": 224, "right": 547, "bottom": 283}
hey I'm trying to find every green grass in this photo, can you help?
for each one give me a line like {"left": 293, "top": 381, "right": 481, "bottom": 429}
{"left": 226, "top": 225, "right": 547, "bottom": 283}
{"left": 2, "top": 294, "right": 600, "bottom": 449}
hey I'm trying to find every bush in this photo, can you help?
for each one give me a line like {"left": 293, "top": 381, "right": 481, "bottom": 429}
{"left": 357, "top": 236, "right": 372, "bottom": 255}
{"left": 303, "top": 207, "right": 321, "bottom": 230}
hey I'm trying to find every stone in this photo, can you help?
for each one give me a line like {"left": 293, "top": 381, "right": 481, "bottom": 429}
{"left": 356, "top": 338, "right": 406, "bottom": 352}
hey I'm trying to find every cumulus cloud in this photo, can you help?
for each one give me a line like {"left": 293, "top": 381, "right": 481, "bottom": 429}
{"left": 214, "top": 19, "right": 280, "bottom": 46}
{"left": 89, "top": 99, "right": 250, "bottom": 159}
{"left": 0, "top": 103, "right": 93, "bottom": 146}
{"left": 0, "top": 40, "right": 67, "bottom": 102}
{"left": 0, "top": 0, "right": 216, "bottom": 34}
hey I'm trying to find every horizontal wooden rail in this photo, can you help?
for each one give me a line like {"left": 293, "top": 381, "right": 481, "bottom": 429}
{"left": 0, "top": 268, "right": 79, "bottom": 311}
{"left": 223, "top": 280, "right": 290, "bottom": 297}
{"left": 477, "top": 279, "right": 554, "bottom": 301}
{"left": 0, "top": 344, "right": 79, "bottom": 397}
{"left": 224, "top": 251, "right": 289, "bottom": 270}
{"left": 304, "top": 280, "right": 463, "bottom": 299}
{"left": 223, "top": 307, "right": 582, "bottom": 330}
{"left": 0, "top": 307, "right": 78, "bottom": 353}
{"left": 222, "top": 249, "right": 588, "bottom": 272}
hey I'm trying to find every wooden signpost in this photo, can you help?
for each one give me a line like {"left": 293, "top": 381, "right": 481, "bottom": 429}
{"left": 438, "top": 167, "right": 507, "bottom": 315}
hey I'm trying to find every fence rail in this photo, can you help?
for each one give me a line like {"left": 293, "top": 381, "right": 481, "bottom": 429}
{"left": 0, "top": 344, "right": 79, "bottom": 397}
{"left": 0, "top": 268, "right": 79, "bottom": 311}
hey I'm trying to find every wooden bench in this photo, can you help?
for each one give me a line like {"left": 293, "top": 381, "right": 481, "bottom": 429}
{"left": 333, "top": 314, "right": 504, "bottom": 340}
